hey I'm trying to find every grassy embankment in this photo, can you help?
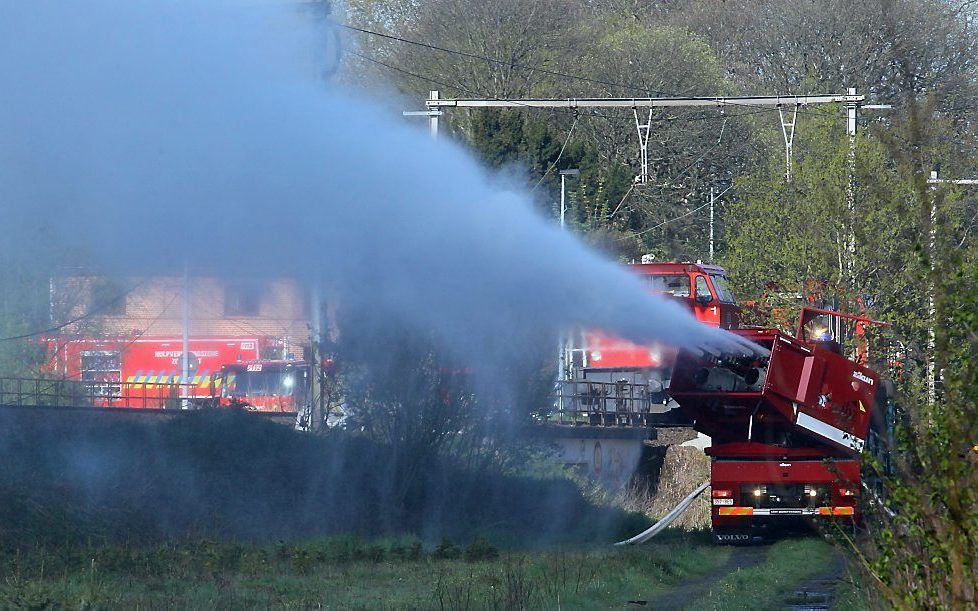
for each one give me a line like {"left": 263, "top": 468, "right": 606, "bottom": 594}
{"left": 0, "top": 531, "right": 729, "bottom": 608}
{"left": 0, "top": 533, "right": 873, "bottom": 608}
{"left": 0, "top": 408, "right": 870, "bottom": 608}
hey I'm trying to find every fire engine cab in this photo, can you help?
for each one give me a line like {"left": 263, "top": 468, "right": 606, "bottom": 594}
{"left": 216, "top": 360, "right": 310, "bottom": 413}
{"left": 562, "top": 262, "right": 740, "bottom": 414}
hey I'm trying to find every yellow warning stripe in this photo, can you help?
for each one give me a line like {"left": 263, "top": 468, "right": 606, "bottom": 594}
{"left": 123, "top": 375, "right": 218, "bottom": 389}
{"left": 719, "top": 506, "right": 855, "bottom": 516}
{"left": 718, "top": 507, "right": 753, "bottom": 516}
{"left": 818, "top": 506, "right": 855, "bottom": 516}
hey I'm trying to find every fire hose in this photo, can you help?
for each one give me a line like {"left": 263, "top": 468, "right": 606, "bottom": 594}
{"left": 615, "top": 480, "right": 710, "bottom": 546}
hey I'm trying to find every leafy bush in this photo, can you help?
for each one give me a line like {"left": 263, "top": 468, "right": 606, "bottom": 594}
{"left": 432, "top": 537, "right": 461, "bottom": 560}
{"left": 463, "top": 537, "right": 499, "bottom": 562}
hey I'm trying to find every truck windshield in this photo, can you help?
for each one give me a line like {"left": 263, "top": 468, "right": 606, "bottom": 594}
{"left": 232, "top": 370, "right": 296, "bottom": 397}
{"left": 710, "top": 274, "right": 737, "bottom": 303}
{"left": 646, "top": 274, "right": 690, "bottom": 297}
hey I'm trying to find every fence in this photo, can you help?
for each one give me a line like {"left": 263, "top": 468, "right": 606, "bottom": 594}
{"left": 550, "top": 379, "right": 673, "bottom": 427}
{"left": 0, "top": 377, "right": 209, "bottom": 410}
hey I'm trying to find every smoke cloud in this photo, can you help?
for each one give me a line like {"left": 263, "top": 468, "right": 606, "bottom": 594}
{"left": 0, "top": 1, "right": 752, "bottom": 379}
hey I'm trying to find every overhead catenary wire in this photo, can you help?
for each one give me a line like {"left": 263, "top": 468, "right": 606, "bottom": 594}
{"left": 607, "top": 182, "right": 636, "bottom": 221}
{"left": 530, "top": 113, "right": 579, "bottom": 192}
{"left": 344, "top": 22, "right": 872, "bottom": 124}
{"left": 341, "top": 23, "right": 694, "bottom": 98}
{"left": 353, "top": 46, "right": 823, "bottom": 141}
{"left": 356, "top": 44, "right": 753, "bottom": 231}
{"left": 347, "top": 29, "right": 842, "bottom": 125}
{"left": 350, "top": 45, "right": 824, "bottom": 233}
{"left": 629, "top": 200, "right": 713, "bottom": 238}
{"left": 610, "top": 118, "right": 731, "bottom": 231}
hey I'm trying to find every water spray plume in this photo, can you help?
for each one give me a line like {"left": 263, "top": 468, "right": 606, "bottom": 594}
{"left": 0, "top": 1, "right": 759, "bottom": 378}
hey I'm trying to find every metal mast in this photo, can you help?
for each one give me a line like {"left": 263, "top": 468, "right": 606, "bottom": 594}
{"left": 925, "top": 171, "right": 978, "bottom": 405}
{"left": 181, "top": 260, "right": 190, "bottom": 409}
{"left": 417, "top": 93, "right": 864, "bottom": 184}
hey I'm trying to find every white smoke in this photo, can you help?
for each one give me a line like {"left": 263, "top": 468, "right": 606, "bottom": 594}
{"left": 0, "top": 1, "right": 754, "bottom": 377}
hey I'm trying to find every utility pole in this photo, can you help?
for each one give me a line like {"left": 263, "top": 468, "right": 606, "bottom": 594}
{"left": 708, "top": 184, "right": 733, "bottom": 262}
{"left": 925, "top": 170, "right": 978, "bottom": 405}
{"left": 428, "top": 90, "right": 439, "bottom": 138}
{"left": 181, "top": 260, "right": 190, "bottom": 409}
{"left": 556, "top": 169, "right": 579, "bottom": 412}
{"left": 709, "top": 186, "right": 715, "bottom": 261}
{"left": 559, "top": 168, "right": 579, "bottom": 229}
{"left": 402, "top": 90, "right": 443, "bottom": 139}
{"left": 308, "top": 281, "right": 322, "bottom": 431}
{"left": 844, "top": 88, "right": 859, "bottom": 288}
{"left": 843, "top": 89, "right": 891, "bottom": 288}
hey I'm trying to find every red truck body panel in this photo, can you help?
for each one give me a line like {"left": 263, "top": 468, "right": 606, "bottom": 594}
{"left": 667, "top": 318, "right": 879, "bottom": 540}
{"left": 47, "top": 336, "right": 265, "bottom": 406}
{"left": 219, "top": 360, "right": 309, "bottom": 413}
{"left": 710, "top": 457, "right": 860, "bottom": 531}
{"left": 670, "top": 328, "right": 876, "bottom": 455}
{"left": 579, "top": 262, "right": 740, "bottom": 371}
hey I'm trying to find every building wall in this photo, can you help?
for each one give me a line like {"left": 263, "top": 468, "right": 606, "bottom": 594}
{"left": 52, "top": 275, "right": 311, "bottom": 352}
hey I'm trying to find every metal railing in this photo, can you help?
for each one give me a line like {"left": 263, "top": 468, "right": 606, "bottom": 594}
{"left": 549, "top": 380, "right": 672, "bottom": 427}
{"left": 0, "top": 377, "right": 209, "bottom": 410}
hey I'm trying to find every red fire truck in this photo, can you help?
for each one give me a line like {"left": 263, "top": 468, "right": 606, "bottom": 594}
{"left": 46, "top": 336, "right": 291, "bottom": 408}
{"left": 560, "top": 262, "right": 741, "bottom": 420}
{"left": 669, "top": 307, "right": 887, "bottom": 542}
{"left": 570, "top": 262, "right": 739, "bottom": 368}
{"left": 215, "top": 360, "right": 311, "bottom": 413}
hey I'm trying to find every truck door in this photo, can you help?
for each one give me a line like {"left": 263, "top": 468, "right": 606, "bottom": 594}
{"left": 692, "top": 275, "right": 721, "bottom": 326}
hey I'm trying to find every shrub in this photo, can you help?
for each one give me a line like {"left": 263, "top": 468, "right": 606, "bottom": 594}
{"left": 432, "top": 537, "right": 460, "bottom": 560}
{"left": 463, "top": 537, "right": 499, "bottom": 562}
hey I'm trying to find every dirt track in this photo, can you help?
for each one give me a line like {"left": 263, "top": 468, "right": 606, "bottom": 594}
{"left": 647, "top": 545, "right": 770, "bottom": 609}
{"left": 781, "top": 552, "right": 846, "bottom": 610}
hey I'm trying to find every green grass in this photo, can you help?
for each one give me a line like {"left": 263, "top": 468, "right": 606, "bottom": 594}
{"left": 0, "top": 531, "right": 731, "bottom": 609}
{"left": 687, "top": 537, "right": 840, "bottom": 610}
{"left": 832, "top": 565, "right": 876, "bottom": 610}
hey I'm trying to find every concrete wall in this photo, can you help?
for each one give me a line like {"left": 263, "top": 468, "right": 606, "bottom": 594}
{"left": 539, "top": 426, "right": 651, "bottom": 492}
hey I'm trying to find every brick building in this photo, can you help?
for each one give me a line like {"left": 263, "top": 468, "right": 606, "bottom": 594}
{"left": 51, "top": 274, "right": 311, "bottom": 358}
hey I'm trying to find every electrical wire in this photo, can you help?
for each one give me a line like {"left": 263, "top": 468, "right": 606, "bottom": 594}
{"left": 351, "top": 48, "right": 814, "bottom": 130}
{"left": 0, "top": 282, "right": 142, "bottom": 342}
{"left": 610, "top": 117, "right": 731, "bottom": 232}
{"left": 345, "top": 22, "right": 868, "bottom": 123}
{"left": 350, "top": 49, "right": 623, "bottom": 120}
{"left": 345, "top": 22, "right": 858, "bottom": 126}
{"left": 628, "top": 200, "right": 713, "bottom": 238}
{"left": 350, "top": 46, "right": 834, "bottom": 225}
{"left": 105, "top": 292, "right": 181, "bottom": 356}
{"left": 607, "top": 182, "right": 636, "bottom": 221}
{"left": 341, "top": 23, "right": 692, "bottom": 98}
{"left": 530, "top": 113, "right": 579, "bottom": 192}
